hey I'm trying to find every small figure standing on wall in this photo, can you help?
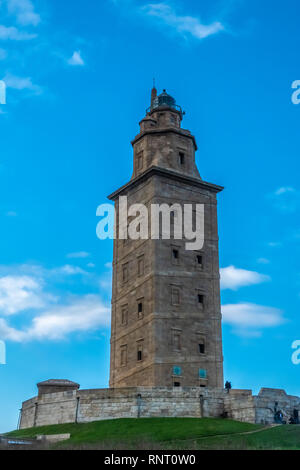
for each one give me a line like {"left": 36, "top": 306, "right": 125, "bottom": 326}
{"left": 225, "top": 381, "right": 232, "bottom": 392}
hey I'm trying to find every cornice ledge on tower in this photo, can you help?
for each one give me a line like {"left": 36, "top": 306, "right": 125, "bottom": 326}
{"left": 131, "top": 127, "right": 198, "bottom": 151}
{"left": 108, "top": 166, "right": 224, "bottom": 200}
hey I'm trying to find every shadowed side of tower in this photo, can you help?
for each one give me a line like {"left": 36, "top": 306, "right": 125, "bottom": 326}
{"left": 108, "top": 88, "right": 224, "bottom": 389}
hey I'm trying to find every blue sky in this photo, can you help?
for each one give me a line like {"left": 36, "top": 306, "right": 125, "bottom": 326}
{"left": 0, "top": 0, "right": 300, "bottom": 432}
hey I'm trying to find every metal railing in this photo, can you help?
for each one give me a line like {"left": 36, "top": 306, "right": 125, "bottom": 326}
{"left": 146, "top": 104, "right": 183, "bottom": 114}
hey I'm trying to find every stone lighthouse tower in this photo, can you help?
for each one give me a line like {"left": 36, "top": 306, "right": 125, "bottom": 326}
{"left": 108, "top": 88, "right": 224, "bottom": 389}
{"left": 19, "top": 88, "right": 300, "bottom": 430}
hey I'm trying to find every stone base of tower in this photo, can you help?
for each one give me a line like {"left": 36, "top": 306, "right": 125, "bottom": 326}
{"left": 19, "top": 380, "right": 300, "bottom": 429}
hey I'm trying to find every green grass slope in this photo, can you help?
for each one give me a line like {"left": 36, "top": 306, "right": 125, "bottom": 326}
{"left": 6, "top": 418, "right": 300, "bottom": 450}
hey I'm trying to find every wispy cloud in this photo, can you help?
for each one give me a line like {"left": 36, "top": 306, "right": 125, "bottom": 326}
{"left": 275, "top": 186, "right": 296, "bottom": 196}
{"left": 222, "top": 302, "right": 285, "bottom": 336}
{"left": 0, "top": 263, "right": 111, "bottom": 342}
{"left": 67, "top": 50, "right": 85, "bottom": 66}
{"left": 67, "top": 251, "right": 90, "bottom": 259}
{"left": 55, "top": 265, "right": 87, "bottom": 276}
{"left": 142, "top": 2, "right": 224, "bottom": 40}
{"left": 0, "top": 275, "right": 52, "bottom": 315}
{"left": 6, "top": 0, "right": 41, "bottom": 26}
{"left": 220, "top": 265, "right": 270, "bottom": 290}
{"left": 3, "top": 73, "right": 42, "bottom": 95}
{"left": 269, "top": 186, "right": 300, "bottom": 213}
{"left": 257, "top": 258, "right": 270, "bottom": 265}
{"left": 268, "top": 241, "right": 282, "bottom": 248}
{"left": 5, "top": 210, "right": 17, "bottom": 217}
{"left": 0, "top": 24, "right": 36, "bottom": 40}
{"left": 0, "top": 295, "right": 110, "bottom": 342}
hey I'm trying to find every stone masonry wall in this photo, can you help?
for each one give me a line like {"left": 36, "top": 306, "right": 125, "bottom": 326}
{"left": 254, "top": 388, "right": 300, "bottom": 425}
{"left": 19, "top": 386, "right": 300, "bottom": 429}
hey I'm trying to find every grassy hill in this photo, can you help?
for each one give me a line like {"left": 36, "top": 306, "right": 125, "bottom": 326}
{"left": 6, "top": 418, "right": 300, "bottom": 450}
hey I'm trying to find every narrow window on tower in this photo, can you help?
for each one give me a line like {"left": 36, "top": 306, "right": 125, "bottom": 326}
{"left": 120, "top": 345, "right": 127, "bottom": 367}
{"left": 173, "top": 332, "right": 181, "bottom": 351}
{"left": 179, "top": 152, "right": 185, "bottom": 165}
{"left": 137, "top": 342, "right": 143, "bottom": 362}
{"left": 136, "top": 151, "right": 143, "bottom": 172}
{"left": 173, "top": 382, "right": 181, "bottom": 387}
{"left": 171, "top": 287, "right": 180, "bottom": 306}
{"left": 122, "top": 263, "right": 129, "bottom": 283}
{"left": 170, "top": 114, "right": 176, "bottom": 125}
{"left": 196, "top": 253, "right": 203, "bottom": 269}
{"left": 137, "top": 299, "right": 144, "bottom": 319}
{"left": 121, "top": 305, "right": 128, "bottom": 326}
{"left": 198, "top": 294, "right": 204, "bottom": 308}
{"left": 137, "top": 255, "right": 144, "bottom": 277}
{"left": 199, "top": 342, "right": 205, "bottom": 355}
{"left": 171, "top": 246, "right": 180, "bottom": 265}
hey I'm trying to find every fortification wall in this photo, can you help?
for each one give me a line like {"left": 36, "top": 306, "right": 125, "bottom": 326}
{"left": 20, "top": 387, "right": 226, "bottom": 429}
{"left": 19, "top": 386, "right": 300, "bottom": 429}
{"left": 19, "top": 397, "right": 38, "bottom": 429}
{"left": 224, "top": 390, "right": 256, "bottom": 423}
{"left": 254, "top": 388, "right": 300, "bottom": 424}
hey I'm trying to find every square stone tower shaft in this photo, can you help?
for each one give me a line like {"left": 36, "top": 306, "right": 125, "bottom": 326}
{"left": 108, "top": 88, "right": 224, "bottom": 389}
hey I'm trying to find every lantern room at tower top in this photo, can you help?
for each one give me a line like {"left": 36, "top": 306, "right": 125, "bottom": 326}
{"left": 146, "top": 87, "right": 184, "bottom": 118}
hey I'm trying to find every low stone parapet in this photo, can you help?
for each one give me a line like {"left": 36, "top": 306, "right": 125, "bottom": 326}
{"left": 18, "top": 383, "right": 300, "bottom": 429}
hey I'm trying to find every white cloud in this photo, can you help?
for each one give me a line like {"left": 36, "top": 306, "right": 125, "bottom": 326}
{"left": 269, "top": 186, "right": 299, "bottom": 213}
{"left": 0, "top": 24, "right": 36, "bottom": 40}
{"left": 0, "top": 295, "right": 110, "bottom": 342}
{"left": 222, "top": 303, "right": 285, "bottom": 333}
{"left": 67, "top": 251, "right": 90, "bottom": 259}
{"left": 26, "top": 295, "right": 110, "bottom": 340}
{"left": 6, "top": 0, "right": 41, "bottom": 26}
{"left": 220, "top": 265, "right": 270, "bottom": 290}
{"left": 0, "top": 275, "right": 47, "bottom": 315}
{"left": 257, "top": 258, "right": 270, "bottom": 265}
{"left": 0, "top": 263, "right": 111, "bottom": 342}
{"left": 56, "top": 265, "right": 87, "bottom": 276}
{"left": 275, "top": 186, "right": 296, "bottom": 196}
{"left": 0, "top": 318, "right": 26, "bottom": 341}
{"left": 3, "top": 73, "right": 42, "bottom": 94}
{"left": 268, "top": 242, "right": 282, "bottom": 248}
{"left": 142, "top": 3, "right": 224, "bottom": 40}
{"left": 67, "top": 50, "right": 84, "bottom": 66}
{"left": 0, "top": 263, "right": 88, "bottom": 280}
{"left": 5, "top": 210, "right": 17, "bottom": 217}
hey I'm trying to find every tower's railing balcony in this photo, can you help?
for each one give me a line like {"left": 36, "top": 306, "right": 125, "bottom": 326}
{"left": 146, "top": 103, "right": 183, "bottom": 115}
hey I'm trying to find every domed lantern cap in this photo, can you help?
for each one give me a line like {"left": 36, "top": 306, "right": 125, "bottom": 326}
{"left": 157, "top": 89, "right": 176, "bottom": 108}
{"left": 148, "top": 88, "right": 183, "bottom": 115}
